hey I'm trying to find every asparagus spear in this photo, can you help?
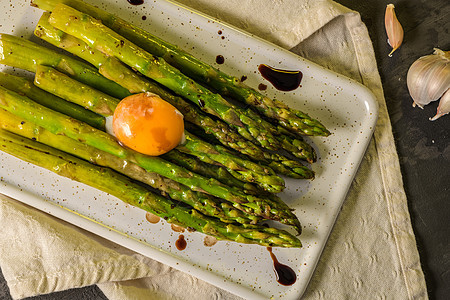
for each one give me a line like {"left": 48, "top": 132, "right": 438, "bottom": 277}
{"left": 34, "top": 16, "right": 317, "bottom": 170}
{"left": 0, "top": 108, "right": 258, "bottom": 225}
{"left": 0, "top": 70, "right": 258, "bottom": 192}
{"left": 0, "top": 86, "right": 301, "bottom": 231}
{"left": 33, "top": 65, "right": 286, "bottom": 192}
{"left": 275, "top": 126, "right": 317, "bottom": 163}
{"left": 47, "top": 4, "right": 282, "bottom": 151}
{"left": 0, "top": 72, "right": 105, "bottom": 130}
{"left": 34, "top": 65, "right": 119, "bottom": 117}
{"left": 0, "top": 70, "right": 262, "bottom": 215}
{"left": 179, "top": 131, "right": 285, "bottom": 193}
{"left": 10, "top": 53, "right": 255, "bottom": 191}
{"left": 185, "top": 122, "right": 314, "bottom": 180}
{"left": 0, "top": 33, "right": 130, "bottom": 99}
{"left": 34, "top": 14, "right": 267, "bottom": 160}
{"left": 0, "top": 128, "right": 301, "bottom": 247}
{"left": 31, "top": 0, "right": 329, "bottom": 137}
{"left": 5, "top": 67, "right": 260, "bottom": 191}
{"left": 28, "top": 51, "right": 283, "bottom": 192}
{"left": 162, "top": 150, "right": 261, "bottom": 194}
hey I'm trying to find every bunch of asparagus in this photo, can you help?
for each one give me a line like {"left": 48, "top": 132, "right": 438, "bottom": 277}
{"left": 0, "top": 0, "right": 330, "bottom": 248}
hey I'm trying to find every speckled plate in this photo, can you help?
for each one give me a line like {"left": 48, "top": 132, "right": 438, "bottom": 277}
{"left": 0, "top": 0, "right": 378, "bottom": 299}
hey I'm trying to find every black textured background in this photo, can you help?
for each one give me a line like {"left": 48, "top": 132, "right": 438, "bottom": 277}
{"left": 1, "top": 0, "right": 448, "bottom": 299}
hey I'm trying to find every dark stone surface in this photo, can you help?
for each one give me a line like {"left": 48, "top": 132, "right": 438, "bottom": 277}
{"left": 335, "top": 0, "right": 450, "bottom": 299}
{"left": 0, "top": 0, "right": 448, "bottom": 299}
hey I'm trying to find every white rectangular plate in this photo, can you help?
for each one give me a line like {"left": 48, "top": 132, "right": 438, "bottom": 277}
{"left": 0, "top": 0, "right": 378, "bottom": 299}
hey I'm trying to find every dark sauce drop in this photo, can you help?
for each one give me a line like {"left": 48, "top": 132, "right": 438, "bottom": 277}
{"left": 240, "top": 75, "right": 247, "bottom": 82}
{"left": 267, "top": 247, "right": 297, "bottom": 286}
{"left": 127, "top": 0, "right": 144, "bottom": 5}
{"left": 216, "top": 55, "right": 225, "bottom": 64}
{"left": 258, "top": 64, "right": 302, "bottom": 91}
{"left": 176, "top": 234, "right": 187, "bottom": 251}
{"left": 142, "top": 16, "right": 147, "bottom": 20}
{"left": 258, "top": 83, "right": 267, "bottom": 91}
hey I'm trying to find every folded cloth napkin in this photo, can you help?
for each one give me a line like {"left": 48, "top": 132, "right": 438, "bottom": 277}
{"left": 0, "top": 0, "right": 428, "bottom": 299}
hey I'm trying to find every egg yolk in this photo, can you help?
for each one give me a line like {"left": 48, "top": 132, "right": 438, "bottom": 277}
{"left": 112, "top": 92, "right": 184, "bottom": 156}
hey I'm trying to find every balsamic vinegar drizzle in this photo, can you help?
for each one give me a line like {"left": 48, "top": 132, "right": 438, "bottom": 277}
{"left": 127, "top": 0, "right": 144, "bottom": 5}
{"left": 176, "top": 234, "right": 187, "bottom": 250}
{"left": 258, "top": 83, "right": 267, "bottom": 91}
{"left": 258, "top": 64, "right": 303, "bottom": 91}
{"left": 216, "top": 55, "right": 225, "bottom": 64}
{"left": 267, "top": 247, "right": 297, "bottom": 286}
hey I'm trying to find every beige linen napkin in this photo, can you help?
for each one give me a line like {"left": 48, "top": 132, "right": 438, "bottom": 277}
{"left": 0, "top": 0, "right": 427, "bottom": 299}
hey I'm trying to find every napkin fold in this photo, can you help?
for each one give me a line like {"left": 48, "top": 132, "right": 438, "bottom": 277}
{"left": 0, "top": 0, "right": 427, "bottom": 299}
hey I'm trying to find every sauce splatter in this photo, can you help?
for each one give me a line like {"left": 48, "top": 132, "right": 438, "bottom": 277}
{"left": 171, "top": 224, "right": 185, "bottom": 233}
{"left": 216, "top": 55, "right": 225, "bottom": 64}
{"left": 203, "top": 236, "right": 218, "bottom": 247}
{"left": 176, "top": 234, "right": 187, "bottom": 250}
{"left": 258, "top": 64, "right": 303, "bottom": 91}
{"left": 267, "top": 247, "right": 297, "bottom": 286}
{"left": 258, "top": 83, "right": 267, "bottom": 91}
{"left": 145, "top": 212, "right": 160, "bottom": 224}
{"left": 127, "top": 0, "right": 144, "bottom": 5}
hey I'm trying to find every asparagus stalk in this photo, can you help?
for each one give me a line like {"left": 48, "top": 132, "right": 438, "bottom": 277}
{"left": 0, "top": 108, "right": 258, "bottom": 225}
{"left": 179, "top": 131, "right": 285, "bottom": 193}
{"left": 34, "top": 14, "right": 267, "bottom": 160}
{"left": 47, "top": 4, "right": 282, "bottom": 151}
{"left": 0, "top": 72, "right": 105, "bottom": 130}
{"left": 32, "top": 65, "right": 286, "bottom": 192}
{"left": 34, "top": 16, "right": 317, "bottom": 172}
{"left": 0, "top": 128, "right": 300, "bottom": 247}
{"left": 275, "top": 126, "right": 317, "bottom": 163}
{"left": 34, "top": 65, "right": 119, "bottom": 117}
{"left": 0, "top": 72, "right": 258, "bottom": 192}
{"left": 0, "top": 33, "right": 130, "bottom": 99}
{"left": 31, "top": 0, "right": 329, "bottom": 137}
{"left": 0, "top": 86, "right": 301, "bottom": 231}
{"left": 0, "top": 70, "right": 263, "bottom": 213}
{"left": 185, "top": 122, "right": 314, "bottom": 180}
{"left": 162, "top": 150, "right": 261, "bottom": 194}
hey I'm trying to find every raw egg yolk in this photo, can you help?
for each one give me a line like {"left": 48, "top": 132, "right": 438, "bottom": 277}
{"left": 112, "top": 92, "right": 184, "bottom": 156}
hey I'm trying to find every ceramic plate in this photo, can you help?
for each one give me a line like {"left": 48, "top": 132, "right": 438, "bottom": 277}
{"left": 0, "top": 0, "right": 378, "bottom": 299}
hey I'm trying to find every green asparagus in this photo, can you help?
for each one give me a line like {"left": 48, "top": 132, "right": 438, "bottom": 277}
{"left": 34, "top": 13, "right": 268, "bottom": 160}
{"left": 31, "top": 65, "right": 286, "bottom": 192}
{"left": 162, "top": 150, "right": 261, "bottom": 194}
{"left": 0, "top": 33, "right": 130, "bottom": 99}
{"left": 48, "top": 4, "right": 282, "bottom": 151}
{"left": 0, "top": 72, "right": 105, "bottom": 130}
{"left": 0, "top": 107, "right": 259, "bottom": 225}
{"left": 276, "top": 127, "right": 318, "bottom": 163}
{"left": 0, "top": 128, "right": 301, "bottom": 247}
{"left": 0, "top": 86, "right": 301, "bottom": 231}
{"left": 34, "top": 16, "right": 317, "bottom": 173}
{"left": 31, "top": 0, "right": 329, "bottom": 137}
{"left": 34, "top": 65, "right": 119, "bottom": 117}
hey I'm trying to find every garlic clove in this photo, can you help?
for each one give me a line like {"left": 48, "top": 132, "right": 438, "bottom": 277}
{"left": 407, "top": 48, "right": 450, "bottom": 108}
{"left": 430, "top": 88, "right": 450, "bottom": 121}
{"left": 385, "top": 4, "right": 404, "bottom": 57}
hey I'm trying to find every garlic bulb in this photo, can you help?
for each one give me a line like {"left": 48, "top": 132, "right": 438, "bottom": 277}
{"left": 385, "top": 4, "right": 403, "bottom": 57}
{"left": 407, "top": 48, "right": 450, "bottom": 112}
